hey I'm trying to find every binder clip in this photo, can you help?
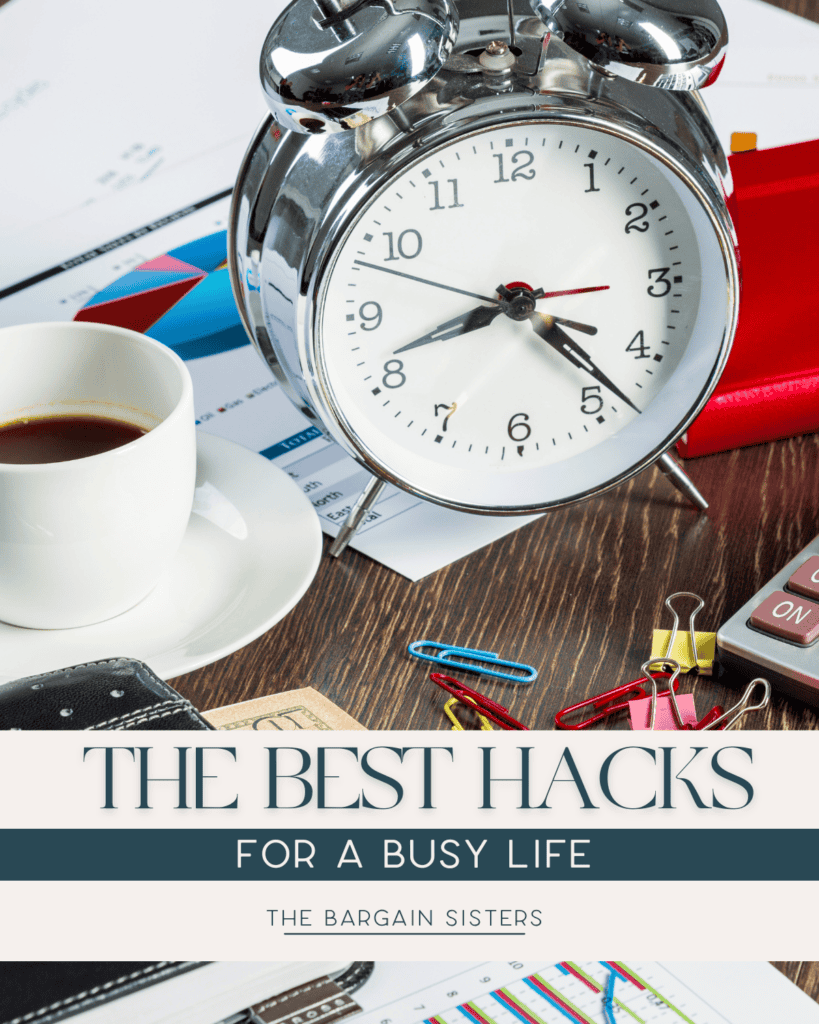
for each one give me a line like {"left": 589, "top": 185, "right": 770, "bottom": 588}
{"left": 430, "top": 673, "right": 528, "bottom": 730}
{"left": 409, "top": 640, "right": 537, "bottom": 683}
{"left": 630, "top": 660, "right": 769, "bottom": 730}
{"left": 650, "top": 592, "right": 716, "bottom": 675}
{"left": 629, "top": 659, "right": 725, "bottom": 730}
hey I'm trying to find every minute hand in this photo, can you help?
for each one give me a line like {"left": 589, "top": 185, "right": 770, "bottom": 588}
{"left": 529, "top": 313, "right": 640, "bottom": 413}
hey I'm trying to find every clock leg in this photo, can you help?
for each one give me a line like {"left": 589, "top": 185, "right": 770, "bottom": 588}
{"left": 656, "top": 451, "right": 709, "bottom": 511}
{"left": 328, "top": 475, "right": 387, "bottom": 557}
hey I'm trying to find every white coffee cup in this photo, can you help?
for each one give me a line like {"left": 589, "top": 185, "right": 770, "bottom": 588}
{"left": 0, "top": 321, "right": 196, "bottom": 629}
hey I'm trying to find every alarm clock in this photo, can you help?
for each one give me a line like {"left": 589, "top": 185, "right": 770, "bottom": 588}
{"left": 229, "top": 0, "right": 738, "bottom": 555}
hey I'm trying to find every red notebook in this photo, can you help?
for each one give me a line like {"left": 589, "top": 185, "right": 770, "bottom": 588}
{"left": 677, "top": 137, "right": 819, "bottom": 458}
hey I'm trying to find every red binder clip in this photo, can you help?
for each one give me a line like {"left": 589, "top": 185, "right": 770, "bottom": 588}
{"left": 554, "top": 674, "right": 679, "bottom": 730}
{"left": 429, "top": 672, "right": 528, "bottom": 730}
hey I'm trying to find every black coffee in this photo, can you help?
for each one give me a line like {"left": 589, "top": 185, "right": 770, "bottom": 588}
{"left": 0, "top": 415, "right": 146, "bottom": 464}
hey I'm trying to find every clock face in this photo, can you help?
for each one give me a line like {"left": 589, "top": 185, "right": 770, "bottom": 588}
{"left": 303, "top": 119, "right": 734, "bottom": 511}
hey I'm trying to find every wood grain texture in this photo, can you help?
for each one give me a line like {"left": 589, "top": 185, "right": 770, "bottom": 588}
{"left": 771, "top": 962, "right": 819, "bottom": 1003}
{"left": 174, "top": 431, "right": 819, "bottom": 732}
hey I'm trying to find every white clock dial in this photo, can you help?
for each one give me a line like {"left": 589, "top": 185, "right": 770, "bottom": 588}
{"left": 302, "top": 119, "right": 732, "bottom": 511}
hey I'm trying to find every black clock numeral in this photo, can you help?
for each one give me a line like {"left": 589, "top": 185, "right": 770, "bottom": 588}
{"left": 435, "top": 402, "right": 455, "bottom": 430}
{"left": 383, "top": 229, "right": 423, "bottom": 261}
{"left": 493, "top": 151, "right": 535, "bottom": 183}
{"left": 359, "top": 301, "right": 382, "bottom": 330}
{"left": 580, "top": 385, "right": 603, "bottom": 415}
{"left": 625, "top": 202, "right": 649, "bottom": 233}
{"left": 429, "top": 179, "right": 464, "bottom": 210}
{"left": 584, "top": 162, "right": 600, "bottom": 193}
{"left": 382, "top": 359, "right": 406, "bottom": 388}
{"left": 507, "top": 412, "right": 531, "bottom": 441}
{"left": 626, "top": 329, "right": 649, "bottom": 359}
{"left": 648, "top": 267, "right": 671, "bottom": 296}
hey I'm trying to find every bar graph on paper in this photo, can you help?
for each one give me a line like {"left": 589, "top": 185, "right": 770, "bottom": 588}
{"left": 426, "top": 964, "right": 695, "bottom": 1024}
{"left": 355, "top": 964, "right": 725, "bottom": 1024}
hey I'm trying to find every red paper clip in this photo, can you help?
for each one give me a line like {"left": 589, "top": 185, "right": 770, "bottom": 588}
{"left": 692, "top": 704, "right": 725, "bottom": 730}
{"left": 555, "top": 673, "right": 680, "bottom": 730}
{"left": 430, "top": 672, "right": 528, "bottom": 730}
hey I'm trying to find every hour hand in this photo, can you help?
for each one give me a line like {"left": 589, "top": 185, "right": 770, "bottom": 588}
{"left": 394, "top": 304, "right": 503, "bottom": 354}
{"left": 529, "top": 312, "right": 641, "bottom": 413}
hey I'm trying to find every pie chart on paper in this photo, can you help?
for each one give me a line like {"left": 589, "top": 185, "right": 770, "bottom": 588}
{"left": 74, "top": 230, "right": 249, "bottom": 362}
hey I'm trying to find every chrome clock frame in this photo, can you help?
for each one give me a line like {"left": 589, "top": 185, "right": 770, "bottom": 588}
{"left": 229, "top": 6, "right": 739, "bottom": 515}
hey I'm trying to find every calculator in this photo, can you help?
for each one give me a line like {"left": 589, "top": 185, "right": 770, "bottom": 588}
{"left": 717, "top": 536, "right": 819, "bottom": 706}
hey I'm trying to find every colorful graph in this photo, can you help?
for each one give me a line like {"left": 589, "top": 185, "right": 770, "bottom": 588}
{"left": 74, "top": 230, "right": 249, "bottom": 361}
{"left": 425, "top": 963, "right": 695, "bottom": 1024}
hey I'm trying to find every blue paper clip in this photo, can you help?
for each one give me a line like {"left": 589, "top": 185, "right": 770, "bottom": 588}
{"left": 407, "top": 640, "right": 537, "bottom": 683}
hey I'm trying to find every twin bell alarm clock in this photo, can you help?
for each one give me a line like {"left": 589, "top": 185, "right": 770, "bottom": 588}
{"left": 229, "top": 0, "right": 738, "bottom": 555}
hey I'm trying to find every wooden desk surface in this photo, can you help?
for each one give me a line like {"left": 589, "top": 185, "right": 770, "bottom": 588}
{"left": 173, "top": 0, "right": 819, "bottom": 735}
{"left": 177, "top": 433, "right": 819, "bottom": 730}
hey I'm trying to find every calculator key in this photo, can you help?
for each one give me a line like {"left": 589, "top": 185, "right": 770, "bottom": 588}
{"left": 788, "top": 555, "right": 819, "bottom": 600}
{"left": 750, "top": 590, "right": 819, "bottom": 645}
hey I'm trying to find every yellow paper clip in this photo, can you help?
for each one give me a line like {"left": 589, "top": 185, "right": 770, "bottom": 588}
{"left": 444, "top": 695, "right": 494, "bottom": 731}
{"left": 651, "top": 591, "right": 715, "bottom": 674}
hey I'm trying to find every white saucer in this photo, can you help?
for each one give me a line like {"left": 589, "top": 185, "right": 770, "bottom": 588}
{"left": 0, "top": 432, "right": 322, "bottom": 682}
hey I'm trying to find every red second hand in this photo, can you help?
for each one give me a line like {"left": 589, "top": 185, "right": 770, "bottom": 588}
{"left": 539, "top": 285, "right": 610, "bottom": 299}
{"left": 502, "top": 281, "right": 609, "bottom": 300}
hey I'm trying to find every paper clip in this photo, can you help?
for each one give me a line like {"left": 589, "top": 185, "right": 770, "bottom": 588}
{"left": 409, "top": 640, "right": 537, "bottom": 683}
{"left": 430, "top": 672, "right": 529, "bottom": 730}
{"left": 699, "top": 678, "right": 771, "bottom": 730}
{"left": 662, "top": 592, "right": 705, "bottom": 672}
{"left": 444, "top": 695, "right": 494, "bottom": 731}
{"left": 554, "top": 674, "right": 681, "bottom": 730}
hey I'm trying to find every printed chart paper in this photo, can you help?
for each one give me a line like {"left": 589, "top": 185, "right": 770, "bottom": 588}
{"left": 349, "top": 961, "right": 819, "bottom": 1024}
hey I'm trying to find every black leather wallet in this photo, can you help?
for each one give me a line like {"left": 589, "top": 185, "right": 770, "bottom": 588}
{"left": 0, "top": 962, "right": 207, "bottom": 1024}
{"left": 0, "top": 658, "right": 213, "bottom": 730}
